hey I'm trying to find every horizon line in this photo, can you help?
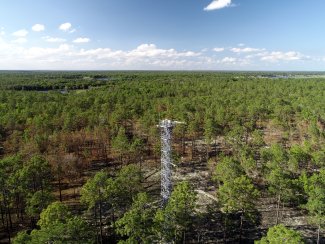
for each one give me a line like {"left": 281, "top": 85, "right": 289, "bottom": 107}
{"left": 0, "top": 69, "right": 325, "bottom": 73}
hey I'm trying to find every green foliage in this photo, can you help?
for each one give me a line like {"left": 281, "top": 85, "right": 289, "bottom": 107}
{"left": 80, "top": 164, "right": 143, "bottom": 227}
{"left": 112, "top": 127, "right": 129, "bottom": 155}
{"left": 37, "top": 201, "right": 71, "bottom": 228}
{"left": 225, "top": 125, "right": 246, "bottom": 156}
{"left": 266, "top": 166, "right": 294, "bottom": 202}
{"left": 1, "top": 154, "right": 55, "bottom": 231}
{"left": 26, "top": 190, "right": 54, "bottom": 218}
{"left": 107, "top": 164, "right": 143, "bottom": 211}
{"left": 238, "top": 146, "right": 258, "bottom": 175}
{"left": 115, "top": 164, "right": 143, "bottom": 197}
{"left": 303, "top": 170, "right": 325, "bottom": 231}
{"left": 288, "top": 144, "right": 311, "bottom": 172}
{"left": 116, "top": 192, "right": 154, "bottom": 244}
{"left": 64, "top": 216, "right": 96, "bottom": 243}
{"left": 261, "top": 144, "right": 288, "bottom": 169}
{"left": 261, "top": 144, "right": 304, "bottom": 204}
{"left": 255, "top": 224, "right": 304, "bottom": 244}
{"left": 12, "top": 231, "right": 32, "bottom": 244}
{"left": 28, "top": 217, "right": 95, "bottom": 244}
{"left": 0, "top": 155, "right": 22, "bottom": 197}
{"left": 218, "top": 175, "right": 259, "bottom": 220}
{"left": 130, "top": 137, "right": 144, "bottom": 155}
{"left": 204, "top": 116, "right": 216, "bottom": 143}
{"left": 312, "top": 148, "right": 325, "bottom": 168}
{"left": 154, "top": 181, "right": 197, "bottom": 243}
{"left": 188, "top": 114, "right": 200, "bottom": 137}
{"left": 14, "top": 202, "right": 95, "bottom": 244}
{"left": 251, "top": 129, "right": 265, "bottom": 147}
{"left": 212, "top": 156, "right": 245, "bottom": 185}
{"left": 80, "top": 170, "right": 108, "bottom": 209}
{"left": 309, "top": 121, "right": 321, "bottom": 142}
{"left": 18, "top": 155, "right": 52, "bottom": 193}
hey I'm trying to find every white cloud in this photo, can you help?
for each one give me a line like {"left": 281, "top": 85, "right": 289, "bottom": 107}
{"left": 12, "top": 38, "right": 27, "bottom": 44}
{"left": 59, "top": 22, "right": 72, "bottom": 32}
{"left": 0, "top": 37, "right": 312, "bottom": 70}
{"left": 23, "top": 44, "right": 71, "bottom": 59}
{"left": 260, "top": 51, "right": 303, "bottom": 62}
{"left": 238, "top": 43, "right": 245, "bottom": 47}
{"left": 230, "top": 47, "right": 264, "bottom": 53}
{"left": 43, "top": 36, "right": 66, "bottom": 43}
{"left": 127, "top": 44, "right": 200, "bottom": 58}
{"left": 12, "top": 29, "right": 28, "bottom": 37}
{"left": 32, "top": 24, "right": 45, "bottom": 32}
{"left": 213, "top": 47, "right": 225, "bottom": 52}
{"left": 218, "top": 57, "right": 237, "bottom": 64}
{"left": 77, "top": 44, "right": 201, "bottom": 62}
{"left": 73, "top": 37, "right": 90, "bottom": 43}
{"left": 217, "top": 56, "right": 253, "bottom": 66}
{"left": 204, "top": 0, "right": 232, "bottom": 11}
{"left": 0, "top": 42, "right": 203, "bottom": 69}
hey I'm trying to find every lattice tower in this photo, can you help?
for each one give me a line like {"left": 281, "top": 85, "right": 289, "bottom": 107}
{"left": 159, "top": 119, "right": 184, "bottom": 206}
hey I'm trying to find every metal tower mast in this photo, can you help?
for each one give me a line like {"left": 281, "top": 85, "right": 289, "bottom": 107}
{"left": 159, "top": 119, "right": 184, "bottom": 206}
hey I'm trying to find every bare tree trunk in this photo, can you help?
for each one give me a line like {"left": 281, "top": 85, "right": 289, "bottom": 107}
{"left": 15, "top": 196, "right": 20, "bottom": 220}
{"left": 317, "top": 223, "right": 321, "bottom": 244}
{"left": 18, "top": 195, "right": 23, "bottom": 223}
{"left": 223, "top": 214, "right": 227, "bottom": 243}
{"left": 94, "top": 206, "right": 99, "bottom": 244}
{"left": 191, "top": 137, "right": 195, "bottom": 160}
{"left": 73, "top": 184, "right": 76, "bottom": 199}
{"left": 20, "top": 207, "right": 24, "bottom": 223}
{"left": 182, "top": 129, "right": 185, "bottom": 156}
{"left": 0, "top": 205, "right": 5, "bottom": 228}
{"left": 99, "top": 198, "right": 103, "bottom": 244}
{"left": 276, "top": 194, "right": 281, "bottom": 225}
{"left": 281, "top": 202, "right": 285, "bottom": 221}
{"left": 7, "top": 205, "right": 12, "bottom": 230}
{"left": 206, "top": 144, "right": 209, "bottom": 161}
{"left": 239, "top": 213, "right": 243, "bottom": 243}
{"left": 6, "top": 214, "right": 10, "bottom": 244}
{"left": 5, "top": 210, "right": 9, "bottom": 238}
{"left": 215, "top": 139, "right": 218, "bottom": 160}
{"left": 107, "top": 130, "right": 111, "bottom": 155}
{"left": 58, "top": 177, "right": 62, "bottom": 202}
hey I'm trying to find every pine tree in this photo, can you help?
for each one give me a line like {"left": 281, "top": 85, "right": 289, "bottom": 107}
{"left": 154, "top": 181, "right": 197, "bottom": 243}
{"left": 255, "top": 224, "right": 304, "bottom": 244}
{"left": 116, "top": 192, "right": 154, "bottom": 243}
{"left": 304, "top": 170, "right": 325, "bottom": 244}
{"left": 80, "top": 171, "right": 108, "bottom": 243}
{"left": 112, "top": 127, "right": 129, "bottom": 163}
{"left": 218, "top": 175, "right": 260, "bottom": 242}
{"left": 13, "top": 202, "right": 95, "bottom": 244}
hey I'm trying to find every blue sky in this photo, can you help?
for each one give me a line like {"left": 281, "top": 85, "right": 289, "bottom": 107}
{"left": 0, "top": 0, "right": 325, "bottom": 70}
